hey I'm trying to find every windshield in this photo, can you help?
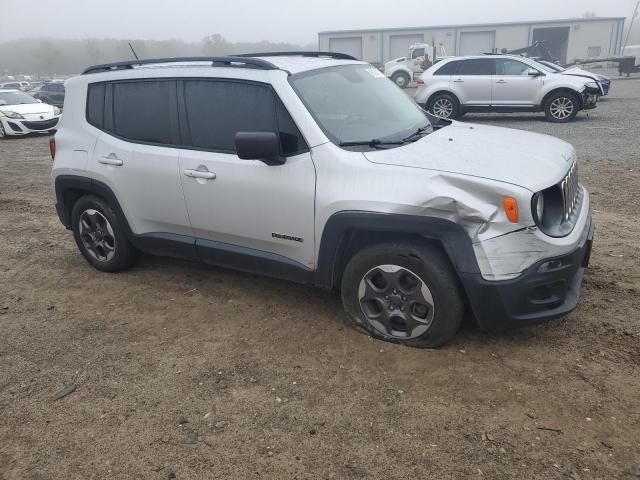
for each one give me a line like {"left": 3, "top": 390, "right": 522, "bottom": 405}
{"left": 0, "top": 91, "right": 39, "bottom": 106}
{"left": 290, "top": 64, "right": 431, "bottom": 149}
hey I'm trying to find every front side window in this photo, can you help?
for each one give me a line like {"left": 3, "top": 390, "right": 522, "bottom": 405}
{"left": 291, "top": 64, "right": 430, "bottom": 147}
{"left": 112, "top": 80, "right": 176, "bottom": 145}
{"left": 182, "top": 80, "right": 306, "bottom": 156}
{"left": 457, "top": 59, "right": 494, "bottom": 76}
{"left": 495, "top": 59, "right": 532, "bottom": 76}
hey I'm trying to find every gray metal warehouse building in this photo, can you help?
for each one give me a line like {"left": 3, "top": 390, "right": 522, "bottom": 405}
{"left": 319, "top": 17, "right": 626, "bottom": 65}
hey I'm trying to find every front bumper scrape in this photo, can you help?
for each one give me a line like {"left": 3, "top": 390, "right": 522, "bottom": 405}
{"left": 460, "top": 217, "right": 594, "bottom": 332}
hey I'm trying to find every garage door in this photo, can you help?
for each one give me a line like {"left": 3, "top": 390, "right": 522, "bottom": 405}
{"left": 459, "top": 31, "right": 496, "bottom": 56}
{"left": 389, "top": 34, "right": 424, "bottom": 60}
{"left": 329, "top": 37, "right": 363, "bottom": 60}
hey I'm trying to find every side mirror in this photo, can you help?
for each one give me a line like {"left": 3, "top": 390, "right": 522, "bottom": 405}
{"left": 234, "top": 131, "right": 285, "bottom": 166}
{"left": 36, "top": 99, "right": 43, "bottom": 103}
{"left": 528, "top": 68, "right": 542, "bottom": 77}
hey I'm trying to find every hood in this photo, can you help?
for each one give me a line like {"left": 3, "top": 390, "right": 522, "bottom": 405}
{"left": 562, "top": 67, "right": 598, "bottom": 81}
{"left": 385, "top": 57, "right": 407, "bottom": 67}
{"left": 363, "top": 122, "right": 575, "bottom": 192}
{"left": 0, "top": 102, "right": 55, "bottom": 115}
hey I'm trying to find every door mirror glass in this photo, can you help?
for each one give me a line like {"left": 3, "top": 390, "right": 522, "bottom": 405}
{"left": 234, "top": 131, "right": 285, "bottom": 166}
{"left": 528, "top": 68, "right": 542, "bottom": 76}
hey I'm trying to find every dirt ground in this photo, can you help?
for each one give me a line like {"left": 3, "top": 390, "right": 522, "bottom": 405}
{"left": 1, "top": 80, "right": 639, "bottom": 480}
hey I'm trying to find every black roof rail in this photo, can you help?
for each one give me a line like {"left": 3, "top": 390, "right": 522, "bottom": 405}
{"left": 234, "top": 51, "right": 358, "bottom": 61}
{"left": 82, "top": 56, "right": 278, "bottom": 75}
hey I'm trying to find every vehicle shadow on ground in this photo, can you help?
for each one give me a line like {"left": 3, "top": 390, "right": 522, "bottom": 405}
{"left": 132, "top": 254, "right": 545, "bottom": 349}
{"left": 459, "top": 114, "right": 594, "bottom": 124}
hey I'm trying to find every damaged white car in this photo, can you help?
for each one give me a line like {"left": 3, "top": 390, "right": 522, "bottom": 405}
{"left": 52, "top": 53, "right": 593, "bottom": 348}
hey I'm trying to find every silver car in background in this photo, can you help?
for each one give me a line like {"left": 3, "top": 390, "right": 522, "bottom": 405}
{"left": 415, "top": 54, "right": 601, "bottom": 122}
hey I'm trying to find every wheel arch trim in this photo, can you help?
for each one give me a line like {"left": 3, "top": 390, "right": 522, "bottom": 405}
{"left": 315, "top": 211, "right": 481, "bottom": 290}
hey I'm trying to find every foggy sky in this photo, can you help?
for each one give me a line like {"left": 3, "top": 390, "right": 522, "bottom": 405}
{"left": 0, "top": 0, "right": 635, "bottom": 44}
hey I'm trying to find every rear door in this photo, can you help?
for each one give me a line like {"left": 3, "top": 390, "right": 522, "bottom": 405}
{"left": 492, "top": 58, "right": 543, "bottom": 106}
{"left": 177, "top": 79, "right": 316, "bottom": 270}
{"left": 451, "top": 58, "right": 494, "bottom": 106}
{"left": 89, "top": 79, "right": 192, "bottom": 238}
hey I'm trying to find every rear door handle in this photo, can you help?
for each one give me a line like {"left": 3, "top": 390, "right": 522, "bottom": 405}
{"left": 98, "top": 154, "right": 123, "bottom": 166}
{"left": 496, "top": 79, "right": 507, "bottom": 84}
{"left": 453, "top": 79, "right": 464, "bottom": 83}
{"left": 184, "top": 169, "right": 216, "bottom": 180}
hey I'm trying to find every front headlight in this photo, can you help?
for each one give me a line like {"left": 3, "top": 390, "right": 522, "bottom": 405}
{"left": 532, "top": 192, "right": 545, "bottom": 223}
{"left": 54, "top": 107, "right": 61, "bottom": 115}
{"left": 1, "top": 111, "right": 25, "bottom": 119}
{"left": 585, "top": 81, "right": 599, "bottom": 89}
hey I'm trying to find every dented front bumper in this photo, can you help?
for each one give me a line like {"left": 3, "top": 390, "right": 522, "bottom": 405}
{"left": 460, "top": 217, "right": 593, "bottom": 331}
{"left": 582, "top": 88, "right": 599, "bottom": 110}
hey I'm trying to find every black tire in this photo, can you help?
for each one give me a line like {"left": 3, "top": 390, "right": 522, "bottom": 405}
{"left": 391, "top": 72, "right": 411, "bottom": 89}
{"left": 543, "top": 91, "right": 579, "bottom": 123}
{"left": 429, "top": 93, "right": 460, "bottom": 120}
{"left": 71, "top": 195, "right": 139, "bottom": 272}
{"left": 341, "top": 241, "right": 464, "bottom": 348}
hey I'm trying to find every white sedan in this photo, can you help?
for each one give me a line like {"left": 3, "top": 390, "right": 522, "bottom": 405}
{"left": 0, "top": 89, "right": 61, "bottom": 138}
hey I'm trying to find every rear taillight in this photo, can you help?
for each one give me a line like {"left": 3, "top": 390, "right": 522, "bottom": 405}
{"left": 417, "top": 79, "right": 425, "bottom": 86}
{"left": 49, "top": 138, "right": 56, "bottom": 161}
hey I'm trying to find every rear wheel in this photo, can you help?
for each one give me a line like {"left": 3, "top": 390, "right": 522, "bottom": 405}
{"left": 391, "top": 72, "right": 411, "bottom": 89}
{"left": 71, "top": 195, "right": 139, "bottom": 272}
{"left": 341, "top": 241, "right": 464, "bottom": 348}
{"left": 429, "top": 93, "right": 459, "bottom": 120}
{"left": 544, "top": 91, "right": 579, "bottom": 123}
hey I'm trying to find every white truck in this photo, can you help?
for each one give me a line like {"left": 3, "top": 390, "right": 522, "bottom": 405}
{"left": 384, "top": 43, "right": 434, "bottom": 89}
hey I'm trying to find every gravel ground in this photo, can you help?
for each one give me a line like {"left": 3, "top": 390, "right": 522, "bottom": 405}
{"left": 1, "top": 80, "right": 639, "bottom": 480}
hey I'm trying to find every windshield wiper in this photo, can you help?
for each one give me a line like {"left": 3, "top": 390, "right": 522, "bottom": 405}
{"left": 339, "top": 139, "right": 406, "bottom": 148}
{"left": 402, "top": 125, "right": 432, "bottom": 143}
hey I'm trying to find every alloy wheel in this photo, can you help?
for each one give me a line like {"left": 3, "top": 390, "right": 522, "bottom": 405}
{"left": 0, "top": 122, "right": 6, "bottom": 138}
{"left": 358, "top": 265, "right": 435, "bottom": 339}
{"left": 550, "top": 97, "right": 575, "bottom": 120}
{"left": 78, "top": 209, "right": 116, "bottom": 262}
{"left": 432, "top": 98, "right": 453, "bottom": 118}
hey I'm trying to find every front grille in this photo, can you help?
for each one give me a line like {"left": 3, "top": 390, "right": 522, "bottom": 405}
{"left": 22, "top": 118, "right": 59, "bottom": 130}
{"left": 560, "top": 161, "right": 579, "bottom": 221}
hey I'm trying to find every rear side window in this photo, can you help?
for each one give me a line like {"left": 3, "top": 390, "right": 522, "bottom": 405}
{"left": 112, "top": 80, "right": 176, "bottom": 145}
{"left": 183, "top": 80, "right": 306, "bottom": 156}
{"left": 86, "top": 83, "right": 105, "bottom": 129}
{"left": 457, "top": 59, "right": 494, "bottom": 76}
{"left": 433, "top": 60, "right": 461, "bottom": 75}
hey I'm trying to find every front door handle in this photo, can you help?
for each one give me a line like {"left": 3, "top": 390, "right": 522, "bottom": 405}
{"left": 453, "top": 79, "right": 464, "bottom": 83}
{"left": 98, "top": 154, "right": 123, "bottom": 166}
{"left": 184, "top": 169, "right": 216, "bottom": 180}
{"left": 496, "top": 79, "right": 507, "bottom": 84}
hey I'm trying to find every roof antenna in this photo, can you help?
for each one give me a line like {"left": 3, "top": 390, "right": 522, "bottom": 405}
{"left": 128, "top": 42, "right": 139, "bottom": 60}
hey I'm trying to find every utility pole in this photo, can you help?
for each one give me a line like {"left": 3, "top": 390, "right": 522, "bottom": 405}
{"left": 623, "top": 0, "right": 640, "bottom": 51}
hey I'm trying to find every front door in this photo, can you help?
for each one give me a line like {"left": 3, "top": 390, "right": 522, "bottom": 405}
{"left": 451, "top": 58, "right": 494, "bottom": 106}
{"left": 177, "top": 79, "right": 316, "bottom": 270}
{"left": 492, "top": 58, "right": 543, "bottom": 106}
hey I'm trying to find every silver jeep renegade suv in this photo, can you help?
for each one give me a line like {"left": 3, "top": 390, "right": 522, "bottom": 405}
{"left": 51, "top": 52, "right": 594, "bottom": 348}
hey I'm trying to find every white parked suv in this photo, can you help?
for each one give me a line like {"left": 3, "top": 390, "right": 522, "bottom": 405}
{"left": 415, "top": 55, "right": 601, "bottom": 122}
{"left": 51, "top": 53, "right": 594, "bottom": 348}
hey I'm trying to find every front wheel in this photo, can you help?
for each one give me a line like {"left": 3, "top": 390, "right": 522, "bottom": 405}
{"left": 341, "top": 242, "right": 464, "bottom": 348}
{"left": 0, "top": 122, "right": 6, "bottom": 139}
{"left": 391, "top": 72, "right": 411, "bottom": 89}
{"left": 544, "top": 92, "right": 579, "bottom": 123}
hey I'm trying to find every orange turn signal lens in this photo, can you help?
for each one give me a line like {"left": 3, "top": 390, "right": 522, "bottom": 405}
{"left": 503, "top": 197, "right": 519, "bottom": 223}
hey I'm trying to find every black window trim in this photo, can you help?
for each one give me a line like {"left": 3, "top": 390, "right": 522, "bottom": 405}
{"left": 85, "top": 77, "right": 309, "bottom": 157}
{"left": 176, "top": 77, "right": 309, "bottom": 157}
